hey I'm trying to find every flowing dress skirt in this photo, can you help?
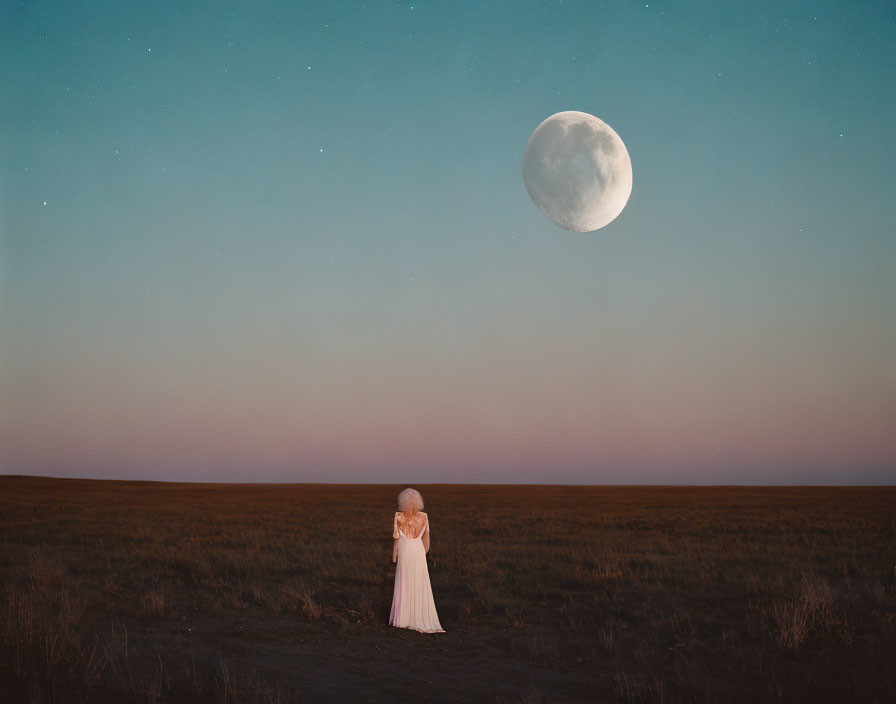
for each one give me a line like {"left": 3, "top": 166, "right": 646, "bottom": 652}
{"left": 389, "top": 522, "right": 444, "bottom": 633}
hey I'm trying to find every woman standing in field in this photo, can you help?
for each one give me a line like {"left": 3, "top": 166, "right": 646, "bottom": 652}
{"left": 389, "top": 488, "right": 445, "bottom": 633}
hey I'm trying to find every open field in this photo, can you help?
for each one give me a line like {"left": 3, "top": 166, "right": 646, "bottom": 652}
{"left": 1, "top": 476, "right": 894, "bottom": 702}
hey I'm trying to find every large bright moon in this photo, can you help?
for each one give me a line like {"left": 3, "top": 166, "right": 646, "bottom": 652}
{"left": 522, "top": 111, "right": 633, "bottom": 232}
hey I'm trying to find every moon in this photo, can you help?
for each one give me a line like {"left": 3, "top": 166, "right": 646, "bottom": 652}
{"left": 522, "top": 111, "right": 632, "bottom": 232}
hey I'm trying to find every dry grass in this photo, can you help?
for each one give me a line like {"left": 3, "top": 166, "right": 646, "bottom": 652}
{"left": 1, "top": 476, "right": 894, "bottom": 702}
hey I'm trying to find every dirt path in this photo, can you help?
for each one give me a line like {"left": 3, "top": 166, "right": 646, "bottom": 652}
{"left": 141, "top": 611, "right": 604, "bottom": 702}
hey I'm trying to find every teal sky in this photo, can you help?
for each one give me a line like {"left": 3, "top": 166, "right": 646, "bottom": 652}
{"left": 2, "top": 1, "right": 894, "bottom": 483}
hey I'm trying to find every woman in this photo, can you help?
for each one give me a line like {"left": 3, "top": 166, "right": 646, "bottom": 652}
{"left": 389, "top": 488, "right": 445, "bottom": 633}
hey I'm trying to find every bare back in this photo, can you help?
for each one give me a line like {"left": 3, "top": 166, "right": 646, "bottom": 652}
{"left": 393, "top": 510, "right": 427, "bottom": 539}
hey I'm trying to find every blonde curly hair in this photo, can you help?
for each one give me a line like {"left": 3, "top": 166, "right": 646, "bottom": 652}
{"left": 397, "top": 488, "right": 424, "bottom": 513}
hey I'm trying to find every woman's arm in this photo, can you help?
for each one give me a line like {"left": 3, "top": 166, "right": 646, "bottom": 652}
{"left": 391, "top": 512, "right": 399, "bottom": 563}
{"left": 423, "top": 521, "right": 430, "bottom": 554}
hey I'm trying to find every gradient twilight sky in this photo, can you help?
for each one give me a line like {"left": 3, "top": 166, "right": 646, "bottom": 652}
{"left": 1, "top": 1, "right": 894, "bottom": 484}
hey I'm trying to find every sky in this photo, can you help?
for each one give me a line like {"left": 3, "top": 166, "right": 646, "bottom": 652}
{"left": 1, "top": 0, "right": 894, "bottom": 484}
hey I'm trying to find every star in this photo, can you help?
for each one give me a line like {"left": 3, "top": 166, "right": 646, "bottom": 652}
{"left": 42, "top": 201, "right": 47, "bottom": 206}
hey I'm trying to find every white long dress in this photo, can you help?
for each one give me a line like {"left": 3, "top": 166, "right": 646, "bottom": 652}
{"left": 389, "top": 511, "right": 445, "bottom": 633}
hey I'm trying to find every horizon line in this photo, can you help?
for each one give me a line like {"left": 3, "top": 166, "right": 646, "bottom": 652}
{"left": 2, "top": 474, "right": 894, "bottom": 488}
